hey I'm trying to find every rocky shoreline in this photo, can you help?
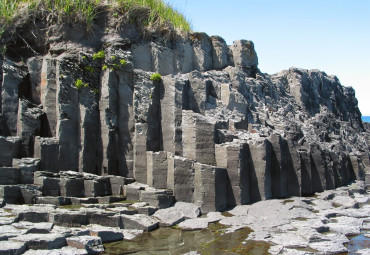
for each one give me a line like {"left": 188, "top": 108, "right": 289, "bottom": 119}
{"left": 0, "top": 180, "right": 368, "bottom": 254}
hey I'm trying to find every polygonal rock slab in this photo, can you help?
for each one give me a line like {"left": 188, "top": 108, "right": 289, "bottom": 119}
{"left": 66, "top": 235, "right": 104, "bottom": 254}
{"left": 9, "top": 233, "right": 66, "bottom": 249}
{"left": 0, "top": 240, "right": 27, "bottom": 255}
{"left": 89, "top": 225, "right": 124, "bottom": 243}
{"left": 121, "top": 214, "right": 159, "bottom": 231}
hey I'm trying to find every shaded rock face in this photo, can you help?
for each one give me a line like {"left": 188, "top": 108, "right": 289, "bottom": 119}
{"left": 0, "top": 22, "right": 369, "bottom": 210}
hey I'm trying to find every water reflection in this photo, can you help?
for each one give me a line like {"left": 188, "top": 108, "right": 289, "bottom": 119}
{"left": 104, "top": 224, "right": 270, "bottom": 255}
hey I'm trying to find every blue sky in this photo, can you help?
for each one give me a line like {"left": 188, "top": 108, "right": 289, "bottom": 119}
{"left": 164, "top": 0, "right": 370, "bottom": 115}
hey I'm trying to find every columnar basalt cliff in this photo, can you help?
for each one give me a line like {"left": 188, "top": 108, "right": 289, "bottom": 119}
{"left": 0, "top": 11, "right": 369, "bottom": 214}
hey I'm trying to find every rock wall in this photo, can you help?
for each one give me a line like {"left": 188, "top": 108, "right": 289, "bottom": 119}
{"left": 0, "top": 23, "right": 369, "bottom": 210}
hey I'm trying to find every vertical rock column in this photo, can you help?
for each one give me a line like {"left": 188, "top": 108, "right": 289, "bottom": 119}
{"left": 215, "top": 142, "right": 249, "bottom": 206}
{"left": 40, "top": 56, "right": 58, "bottom": 137}
{"left": 1, "top": 60, "right": 26, "bottom": 136}
{"left": 56, "top": 55, "right": 79, "bottom": 171}
{"left": 174, "top": 39, "right": 193, "bottom": 74}
{"left": 133, "top": 70, "right": 161, "bottom": 183}
{"left": 182, "top": 110, "right": 216, "bottom": 165}
{"left": 231, "top": 40, "right": 259, "bottom": 77}
{"left": 99, "top": 69, "right": 119, "bottom": 175}
{"left": 117, "top": 71, "right": 134, "bottom": 178}
{"left": 17, "top": 99, "right": 44, "bottom": 157}
{"left": 286, "top": 140, "right": 302, "bottom": 196}
{"left": 191, "top": 32, "right": 213, "bottom": 72}
{"left": 151, "top": 43, "right": 174, "bottom": 75}
{"left": 194, "top": 162, "right": 228, "bottom": 213}
{"left": 299, "top": 149, "right": 313, "bottom": 195}
{"left": 147, "top": 151, "right": 168, "bottom": 189}
{"left": 310, "top": 143, "right": 327, "bottom": 192}
{"left": 167, "top": 153, "right": 195, "bottom": 203}
{"left": 34, "top": 136, "right": 59, "bottom": 172}
{"left": 211, "top": 36, "right": 230, "bottom": 70}
{"left": 27, "top": 57, "right": 43, "bottom": 104}
{"left": 160, "top": 75, "right": 189, "bottom": 156}
{"left": 268, "top": 134, "right": 288, "bottom": 198}
{"left": 247, "top": 139, "right": 272, "bottom": 202}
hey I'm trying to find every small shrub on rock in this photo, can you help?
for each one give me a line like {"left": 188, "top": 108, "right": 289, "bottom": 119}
{"left": 150, "top": 73, "right": 162, "bottom": 81}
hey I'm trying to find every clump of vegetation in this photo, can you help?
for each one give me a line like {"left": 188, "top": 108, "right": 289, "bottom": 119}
{"left": 102, "top": 65, "right": 108, "bottom": 71}
{"left": 0, "top": 0, "right": 191, "bottom": 34}
{"left": 75, "top": 79, "right": 84, "bottom": 89}
{"left": 150, "top": 73, "right": 161, "bottom": 81}
{"left": 120, "top": 59, "right": 127, "bottom": 66}
{"left": 93, "top": 50, "right": 105, "bottom": 61}
{"left": 84, "top": 66, "right": 95, "bottom": 73}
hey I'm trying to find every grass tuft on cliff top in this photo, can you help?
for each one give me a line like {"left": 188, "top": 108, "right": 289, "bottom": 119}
{"left": 0, "top": 0, "right": 192, "bottom": 32}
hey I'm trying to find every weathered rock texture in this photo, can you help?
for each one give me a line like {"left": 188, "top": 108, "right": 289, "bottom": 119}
{"left": 0, "top": 18, "right": 369, "bottom": 213}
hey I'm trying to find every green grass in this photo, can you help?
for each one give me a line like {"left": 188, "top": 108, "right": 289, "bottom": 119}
{"left": 0, "top": 0, "right": 191, "bottom": 34}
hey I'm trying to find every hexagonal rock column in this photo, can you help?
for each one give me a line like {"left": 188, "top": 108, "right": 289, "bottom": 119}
{"left": 193, "top": 162, "right": 228, "bottom": 213}
{"left": 215, "top": 142, "right": 249, "bottom": 206}
{"left": 182, "top": 110, "right": 216, "bottom": 166}
{"left": 99, "top": 69, "right": 119, "bottom": 176}
{"left": 160, "top": 75, "right": 189, "bottom": 156}
{"left": 167, "top": 153, "right": 195, "bottom": 203}
{"left": 310, "top": 143, "right": 327, "bottom": 192}
{"left": 147, "top": 151, "right": 168, "bottom": 189}
{"left": 56, "top": 55, "right": 79, "bottom": 171}
{"left": 246, "top": 138, "right": 272, "bottom": 202}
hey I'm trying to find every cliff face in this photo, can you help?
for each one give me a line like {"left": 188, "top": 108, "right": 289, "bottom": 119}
{"left": 0, "top": 20, "right": 369, "bottom": 210}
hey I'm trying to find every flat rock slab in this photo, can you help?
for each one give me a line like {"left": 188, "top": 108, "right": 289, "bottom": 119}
{"left": 177, "top": 218, "right": 209, "bottom": 230}
{"left": 309, "top": 240, "right": 347, "bottom": 254}
{"left": 327, "top": 216, "right": 363, "bottom": 236}
{"left": 51, "top": 226, "right": 90, "bottom": 237}
{"left": 0, "top": 240, "right": 27, "bottom": 254}
{"left": 269, "top": 232, "right": 308, "bottom": 248}
{"left": 0, "top": 225, "right": 27, "bottom": 240}
{"left": 107, "top": 207, "right": 137, "bottom": 215}
{"left": 9, "top": 233, "right": 66, "bottom": 249}
{"left": 23, "top": 246, "right": 88, "bottom": 255}
{"left": 173, "top": 202, "right": 201, "bottom": 219}
{"left": 0, "top": 216, "right": 17, "bottom": 226}
{"left": 332, "top": 196, "right": 359, "bottom": 208}
{"left": 66, "top": 235, "right": 104, "bottom": 254}
{"left": 121, "top": 229, "right": 144, "bottom": 240}
{"left": 153, "top": 207, "right": 185, "bottom": 227}
{"left": 12, "top": 221, "right": 54, "bottom": 234}
{"left": 121, "top": 214, "right": 159, "bottom": 231}
{"left": 89, "top": 225, "right": 124, "bottom": 243}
